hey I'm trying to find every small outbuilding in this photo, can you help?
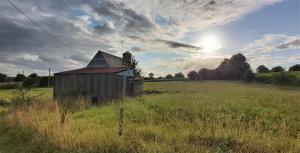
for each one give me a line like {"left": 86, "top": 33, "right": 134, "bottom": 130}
{"left": 53, "top": 50, "right": 142, "bottom": 103}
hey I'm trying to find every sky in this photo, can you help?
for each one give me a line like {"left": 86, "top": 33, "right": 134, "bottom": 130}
{"left": 0, "top": 0, "right": 299, "bottom": 77}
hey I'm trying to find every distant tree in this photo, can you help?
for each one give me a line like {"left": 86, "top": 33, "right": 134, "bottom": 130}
{"left": 216, "top": 53, "right": 251, "bottom": 80}
{"left": 289, "top": 64, "right": 300, "bottom": 71}
{"left": 131, "top": 57, "right": 143, "bottom": 86}
{"left": 188, "top": 53, "right": 252, "bottom": 81}
{"left": 271, "top": 66, "right": 285, "bottom": 72}
{"left": 174, "top": 72, "right": 185, "bottom": 79}
{"left": 256, "top": 65, "right": 270, "bottom": 73}
{"left": 227, "top": 53, "right": 251, "bottom": 80}
{"left": 0, "top": 73, "right": 7, "bottom": 82}
{"left": 199, "top": 68, "right": 219, "bottom": 80}
{"left": 15, "top": 73, "right": 26, "bottom": 82}
{"left": 187, "top": 71, "right": 199, "bottom": 80}
{"left": 216, "top": 59, "right": 231, "bottom": 79}
{"left": 165, "top": 74, "right": 173, "bottom": 79}
{"left": 148, "top": 73, "right": 154, "bottom": 79}
{"left": 29, "top": 73, "right": 38, "bottom": 79}
{"left": 244, "top": 70, "right": 255, "bottom": 82}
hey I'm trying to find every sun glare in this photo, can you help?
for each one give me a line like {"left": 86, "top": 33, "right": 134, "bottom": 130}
{"left": 199, "top": 33, "right": 222, "bottom": 52}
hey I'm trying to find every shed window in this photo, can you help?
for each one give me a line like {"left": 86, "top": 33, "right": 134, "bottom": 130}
{"left": 91, "top": 97, "right": 98, "bottom": 104}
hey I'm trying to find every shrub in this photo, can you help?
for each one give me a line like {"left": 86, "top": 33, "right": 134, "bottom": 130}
{"left": 23, "top": 78, "right": 38, "bottom": 88}
{"left": 272, "top": 72, "right": 297, "bottom": 85}
{"left": 255, "top": 75, "right": 272, "bottom": 84}
{"left": 271, "top": 66, "right": 285, "bottom": 72}
{"left": 0, "top": 82, "right": 21, "bottom": 90}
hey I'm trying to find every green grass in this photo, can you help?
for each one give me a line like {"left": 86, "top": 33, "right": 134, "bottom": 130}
{"left": 0, "top": 88, "right": 52, "bottom": 101}
{"left": 0, "top": 81, "right": 300, "bottom": 153}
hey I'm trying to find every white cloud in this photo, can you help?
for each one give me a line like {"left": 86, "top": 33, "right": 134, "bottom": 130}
{"left": 0, "top": 0, "right": 285, "bottom": 76}
{"left": 244, "top": 34, "right": 300, "bottom": 54}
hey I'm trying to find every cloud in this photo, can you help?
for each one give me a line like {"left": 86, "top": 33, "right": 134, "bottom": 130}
{"left": 118, "top": 0, "right": 281, "bottom": 33}
{"left": 244, "top": 34, "right": 300, "bottom": 54}
{"left": 0, "top": 0, "right": 283, "bottom": 76}
{"left": 241, "top": 34, "right": 300, "bottom": 70}
{"left": 131, "top": 46, "right": 142, "bottom": 52}
{"left": 94, "top": 22, "right": 115, "bottom": 35}
{"left": 155, "top": 39, "right": 201, "bottom": 50}
{"left": 0, "top": 17, "right": 50, "bottom": 52}
{"left": 92, "top": 1, "right": 155, "bottom": 35}
{"left": 66, "top": 54, "right": 90, "bottom": 63}
{"left": 276, "top": 39, "right": 300, "bottom": 49}
{"left": 128, "top": 35, "right": 200, "bottom": 51}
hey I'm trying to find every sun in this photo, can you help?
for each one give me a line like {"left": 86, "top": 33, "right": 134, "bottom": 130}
{"left": 199, "top": 33, "right": 222, "bottom": 52}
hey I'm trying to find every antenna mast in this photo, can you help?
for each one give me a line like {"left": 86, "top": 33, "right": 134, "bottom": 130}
{"left": 121, "top": 40, "right": 125, "bottom": 53}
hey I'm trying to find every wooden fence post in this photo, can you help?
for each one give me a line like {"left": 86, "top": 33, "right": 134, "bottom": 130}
{"left": 118, "top": 107, "right": 124, "bottom": 136}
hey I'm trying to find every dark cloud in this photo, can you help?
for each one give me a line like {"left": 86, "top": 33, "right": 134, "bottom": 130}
{"left": 276, "top": 39, "right": 300, "bottom": 49}
{"left": 155, "top": 39, "right": 201, "bottom": 50}
{"left": 66, "top": 54, "right": 90, "bottom": 63}
{"left": 92, "top": 1, "right": 154, "bottom": 35}
{"left": 0, "top": 17, "right": 49, "bottom": 52}
{"left": 129, "top": 35, "right": 200, "bottom": 50}
{"left": 94, "top": 23, "right": 115, "bottom": 35}
{"left": 131, "top": 46, "right": 142, "bottom": 52}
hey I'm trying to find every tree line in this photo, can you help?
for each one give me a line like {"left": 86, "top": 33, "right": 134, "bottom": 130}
{"left": 0, "top": 72, "right": 53, "bottom": 88}
{"left": 187, "top": 53, "right": 255, "bottom": 82}
{"left": 256, "top": 64, "right": 300, "bottom": 73}
{"left": 144, "top": 72, "right": 185, "bottom": 81}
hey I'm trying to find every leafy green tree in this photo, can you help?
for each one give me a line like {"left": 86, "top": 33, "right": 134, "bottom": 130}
{"left": 187, "top": 71, "right": 199, "bottom": 80}
{"left": 244, "top": 70, "right": 255, "bottom": 82}
{"left": 165, "top": 74, "right": 173, "bottom": 79}
{"left": 289, "top": 64, "right": 300, "bottom": 71}
{"left": 0, "top": 73, "right": 7, "bottom": 82}
{"left": 271, "top": 66, "right": 285, "bottom": 72}
{"left": 15, "top": 73, "right": 26, "bottom": 82}
{"left": 148, "top": 73, "right": 154, "bottom": 79}
{"left": 29, "top": 73, "right": 38, "bottom": 78}
{"left": 216, "top": 53, "right": 251, "bottom": 80}
{"left": 256, "top": 65, "right": 270, "bottom": 73}
{"left": 174, "top": 72, "right": 185, "bottom": 79}
{"left": 199, "top": 68, "right": 218, "bottom": 80}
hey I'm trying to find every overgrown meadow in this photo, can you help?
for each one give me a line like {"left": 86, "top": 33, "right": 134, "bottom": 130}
{"left": 0, "top": 81, "right": 299, "bottom": 153}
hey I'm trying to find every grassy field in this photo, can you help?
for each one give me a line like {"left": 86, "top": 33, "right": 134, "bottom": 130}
{"left": 0, "top": 81, "right": 300, "bottom": 153}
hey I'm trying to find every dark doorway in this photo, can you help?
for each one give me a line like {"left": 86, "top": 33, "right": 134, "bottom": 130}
{"left": 91, "top": 97, "right": 98, "bottom": 104}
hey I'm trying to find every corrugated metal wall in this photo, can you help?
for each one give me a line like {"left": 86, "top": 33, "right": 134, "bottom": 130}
{"left": 54, "top": 73, "right": 124, "bottom": 102}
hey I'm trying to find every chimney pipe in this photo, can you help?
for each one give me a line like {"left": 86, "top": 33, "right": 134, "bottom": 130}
{"left": 122, "top": 51, "right": 132, "bottom": 67}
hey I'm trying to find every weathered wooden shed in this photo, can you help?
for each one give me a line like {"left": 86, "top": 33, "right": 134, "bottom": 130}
{"left": 54, "top": 51, "right": 141, "bottom": 103}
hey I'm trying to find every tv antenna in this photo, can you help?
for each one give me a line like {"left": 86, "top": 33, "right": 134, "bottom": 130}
{"left": 121, "top": 40, "right": 125, "bottom": 53}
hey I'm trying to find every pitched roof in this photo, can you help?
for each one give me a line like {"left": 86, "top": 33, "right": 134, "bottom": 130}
{"left": 55, "top": 67, "right": 129, "bottom": 75}
{"left": 87, "top": 51, "right": 123, "bottom": 67}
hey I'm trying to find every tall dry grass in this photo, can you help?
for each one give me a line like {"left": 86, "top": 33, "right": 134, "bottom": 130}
{"left": 1, "top": 81, "right": 300, "bottom": 153}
